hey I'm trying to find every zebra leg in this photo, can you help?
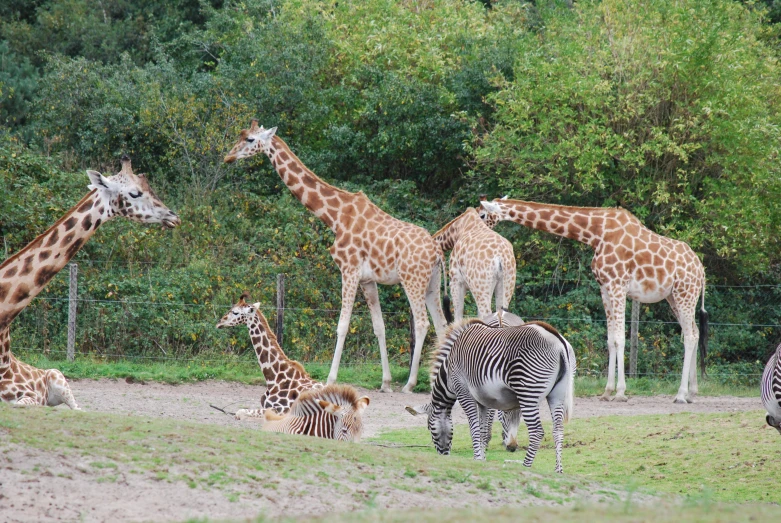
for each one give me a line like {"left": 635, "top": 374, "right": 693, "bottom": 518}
{"left": 480, "top": 408, "right": 495, "bottom": 451}
{"left": 519, "top": 403, "right": 544, "bottom": 468}
{"left": 548, "top": 399, "right": 566, "bottom": 473}
{"left": 501, "top": 409, "right": 521, "bottom": 452}
{"left": 459, "top": 392, "right": 487, "bottom": 460}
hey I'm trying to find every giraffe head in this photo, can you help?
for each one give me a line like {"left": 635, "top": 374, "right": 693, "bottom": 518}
{"left": 477, "top": 195, "right": 504, "bottom": 229}
{"left": 88, "top": 156, "right": 180, "bottom": 229}
{"left": 216, "top": 291, "right": 261, "bottom": 329}
{"left": 224, "top": 119, "right": 278, "bottom": 163}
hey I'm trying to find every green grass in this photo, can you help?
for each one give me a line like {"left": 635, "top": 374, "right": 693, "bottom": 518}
{"left": 374, "top": 410, "right": 781, "bottom": 504}
{"left": 14, "top": 352, "right": 761, "bottom": 397}
{"left": 0, "top": 405, "right": 618, "bottom": 507}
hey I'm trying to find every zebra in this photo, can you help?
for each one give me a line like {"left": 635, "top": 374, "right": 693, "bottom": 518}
{"left": 407, "top": 308, "right": 526, "bottom": 452}
{"left": 411, "top": 318, "right": 575, "bottom": 473}
{"left": 762, "top": 342, "right": 781, "bottom": 435}
{"left": 259, "top": 384, "right": 370, "bottom": 442}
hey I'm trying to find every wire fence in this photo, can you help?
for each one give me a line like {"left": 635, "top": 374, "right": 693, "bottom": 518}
{"left": 7, "top": 261, "right": 781, "bottom": 384}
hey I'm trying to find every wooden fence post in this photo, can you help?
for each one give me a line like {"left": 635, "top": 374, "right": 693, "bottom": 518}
{"left": 67, "top": 262, "right": 78, "bottom": 362}
{"left": 276, "top": 273, "right": 285, "bottom": 347}
{"left": 629, "top": 299, "right": 639, "bottom": 378}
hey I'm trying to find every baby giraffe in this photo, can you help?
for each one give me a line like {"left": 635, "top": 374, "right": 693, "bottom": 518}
{"left": 216, "top": 292, "right": 322, "bottom": 419}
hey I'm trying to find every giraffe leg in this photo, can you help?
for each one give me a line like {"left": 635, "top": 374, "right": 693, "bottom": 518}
{"left": 46, "top": 370, "right": 80, "bottom": 409}
{"left": 425, "top": 261, "right": 448, "bottom": 338}
{"left": 502, "top": 256, "right": 516, "bottom": 312}
{"left": 235, "top": 408, "right": 265, "bottom": 420}
{"left": 327, "top": 270, "right": 360, "bottom": 386}
{"left": 675, "top": 300, "right": 699, "bottom": 404}
{"left": 14, "top": 396, "right": 39, "bottom": 407}
{"left": 612, "top": 291, "right": 628, "bottom": 402}
{"left": 402, "top": 291, "right": 430, "bottom": 394}
{"left": 362, "top": 281, "right": 392, "bottom": 393}
{"left": 599, "top": 286, "right": 616, "bottom": 401}
{"left": 450, "top": 272, "right": 467, "bottom": 323}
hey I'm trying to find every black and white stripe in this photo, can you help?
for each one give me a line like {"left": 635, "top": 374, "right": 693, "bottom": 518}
{"left": 762, "top": 343, "right": 781, "bottom": 434}
{"left": 421, "top": 318, "right": 575, "bottom": 473}
{"left": 260, "top": 384, "right": 370, "bottom": 442}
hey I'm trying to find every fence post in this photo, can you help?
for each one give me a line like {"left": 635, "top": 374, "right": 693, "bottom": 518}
{"left": 67, "top": 262, "right": 78, "bottom": 362}
{"left": 276, "top": 273, "right": 285, "bottom": 347}
{"left": 629, "top": 299, "right": 639, "bottom": 378}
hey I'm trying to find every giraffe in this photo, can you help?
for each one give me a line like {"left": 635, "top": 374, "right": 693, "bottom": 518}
{"left": 224, "top": 121, "right": 448, "bottom": 393}
{"left": 480, "top": 198, "right": 707, "bottom": 404}
{"left": 0, "top": 156, "right": 180, "bottom": 407}
{"left": 215, "top": 291, "right": 323, "bottom": 419}
{"left": 433, "top": 207, "right": 516, "bottom": 322}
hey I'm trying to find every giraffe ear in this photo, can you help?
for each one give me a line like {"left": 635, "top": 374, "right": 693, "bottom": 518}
{"left": 261, "top": 126, "right": 277, "bottom": 140}
{"left": 252, "top": 302, "right": 261, "bottom": 309}
{"left": 86, "top": 170, "right": 119, "bottom": 192}
{"left": 500, "top": 195, "right": 509, "bottom": 200}
{"left": 480, "top": 200, "right": 502, "bottom": 214}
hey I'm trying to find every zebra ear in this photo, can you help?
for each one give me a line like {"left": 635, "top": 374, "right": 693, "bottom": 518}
{"left": 405, "top": 403, "right": 432, "bottom": 416}
{"left": 318, "top": 400, "right": 345, "bottom": 417}
{"left": 354, "top": 396, "right": 370, "bottom": 414}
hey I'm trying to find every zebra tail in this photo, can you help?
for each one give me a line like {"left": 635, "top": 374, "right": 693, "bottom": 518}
{"left": 699, "top": 285, "right": 708, "bottom": 378}
{"left": 562, "top": 341, "right": 576, "bottom": 423}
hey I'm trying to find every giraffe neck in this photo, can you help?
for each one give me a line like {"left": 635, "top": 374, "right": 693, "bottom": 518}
{"left": 247, "top": 311, "right": 295, "bottom": 385}
{"left": 496, "top": 200, "right": 624, "bottom": 249}
{"left": 433, "top": 208, "right": 484, "bottom": 252}
{"left": 0, "top": 190, "right": 109, "bottom": 331}
{"left": 265, "top": 136, "right": 349, "bottom": 231}
{"left": 0, "top": 326, "right": 10, "bottom": 369}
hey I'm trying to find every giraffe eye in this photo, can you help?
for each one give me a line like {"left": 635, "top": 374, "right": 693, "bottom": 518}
{"left": 246, "top": 137, "right": 255, "bottom": 143}
{"left": 129, "top": 191, "right": 143, "bottom": 199}
{"left": 232, "top": 311, "right": 239, "bottom": 315}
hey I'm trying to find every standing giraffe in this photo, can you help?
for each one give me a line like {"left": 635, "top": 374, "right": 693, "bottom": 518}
{"left": 0, "top": 156, "right": 180, "bottom": 407}
{"left": 480, "top": 198, "right": 706, "bottom": 404}
{"left": 225, "top": 121, "right": 448, "bottom": 393}
{"left": 433, "top": 207, "right": 516, "bottom": 321}
{"left": 216, "top": 291, "right": 323, "bottom": 419}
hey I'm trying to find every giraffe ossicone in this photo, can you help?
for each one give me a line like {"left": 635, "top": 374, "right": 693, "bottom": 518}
{"left": 1, "top": 157, "right": 180, "bottom": 409}
{"left": 225, "top": 121, "right": 448, "bottom": 394}
{"left": 215, "top": 291, "right": 323, "bottom": 419}
{"left": 481, "top": 197, "right": 707, "bottom": 404}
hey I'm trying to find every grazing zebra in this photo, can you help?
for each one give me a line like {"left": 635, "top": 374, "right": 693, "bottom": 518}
{"left": 260, "top": 384, "right": 370, "bottom": 442}
{"left": 407, "top": 308, "right": 526, "bottom": 451}
{"left": 762, "top": 343, "right": 781, "bottom": 435}
{"left": 413, "top": 318, "right": 575, "bottom": 473}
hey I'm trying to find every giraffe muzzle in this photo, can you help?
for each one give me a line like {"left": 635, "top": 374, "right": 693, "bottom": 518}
{"left": 162, "top": 213, "right": 181, "bottom": 229}
{"left": 224, "top": 154, "right": 237, "bottom": 164}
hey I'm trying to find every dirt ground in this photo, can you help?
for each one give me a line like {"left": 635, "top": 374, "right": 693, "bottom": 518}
{"left": 1, "top": 379, "right": 762, "bottom": 523}
{"left": 68, "top": 378, "right": 761, "bottom": 438}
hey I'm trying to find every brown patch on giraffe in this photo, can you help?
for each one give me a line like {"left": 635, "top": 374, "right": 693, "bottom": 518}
{"left": 78, "top": 200, "right": 94, "bottom": 213}
{"left": 38, "top": 251, "right": 52, "bottom": 262}
{"left": 63, "top": 216, "right": 78, "bottom": 232}
{"left": 288, "top": 162, "right": 303, "bottom": 174}
{"left": 307, "top": 191, "right": 323, "bottom": 210}
{"left": 20, "top": 256, "right": 34, "bottom": 276}
{"left": 65, "top": 238, "right": 85, "bottom": 260}
{"left": 278, "top": 151, "right": 290, "bottom": 162}
{"left": 321, "top": 186, "right": 335, "bottom": 198}
{"left": 82, "top": 214, "right": 93, "bottom": 231}
{"left": 0, "top": 282, "right": 10, "bottom": 301}
{"left": 11, "top": 284, "right": 30, "bottom": 304}
{"left": 302, "top": 176, "right": 317, "bottom": 189}
{"left": 259, "top": 351, "right": 269, "bottom": 364}
{"left": 34, "top": 266, "right": 58, "bottom": 288}
{"left": 3, "top": 267, "right": 18, "bottom": 278}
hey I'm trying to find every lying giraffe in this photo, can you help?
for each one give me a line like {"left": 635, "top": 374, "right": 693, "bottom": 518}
{"left": 216, "top": 292, "right": 323, "bottom": 419}
{"left": 225, "top": 121, "right": 448, "bottom": 393}
{"left": 0, "top": 157, "right": 180, "bottom": 408}
{"left": 433, "top": 207, "right": 515, "bottom": 321}
{"left": 260, "top": 384, "right": 370, "bottom": 442}
{"left": 481, "top": 197, "right": 706, "bottom": 403}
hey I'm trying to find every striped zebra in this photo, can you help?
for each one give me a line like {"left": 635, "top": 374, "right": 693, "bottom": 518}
{"left": 762, "top": 343, "right": 781, "bottom": 435}
{"left": 407, "top": 309, "right": 526, "bottom": 452}
{"left": 260, "top": 384, "right": 370, "bottom": 442}
{"left": 412, "top": 318, "right": 575, "bottom": 473}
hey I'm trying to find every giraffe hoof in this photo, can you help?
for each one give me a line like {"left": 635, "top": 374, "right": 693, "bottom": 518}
{"left": 685, "top": 397, "right": 695, "bottom": 404}
{"left": 611, "top": 394, "right": 628, "bottom": 402}
{"left": 599, "top": 394, "right": 612, "bottom": 402}
{"left": 673, "top": 396, "right": 688, "bottom": 404}
{"left": 379, "top": 384, "right": 393, "bottom": 393}
{"left": 400, "top": 384, "right": 415, "bottom": 394}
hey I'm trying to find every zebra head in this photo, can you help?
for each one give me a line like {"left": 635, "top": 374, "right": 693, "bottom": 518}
{"left": 322, "top": 395, "right": 371, "bottom": 442}
{"left": 405, "top": 402, "right": 452, "bottom": 454}
{"left": 767, "top": 414, "right": 781, "bottom": 435}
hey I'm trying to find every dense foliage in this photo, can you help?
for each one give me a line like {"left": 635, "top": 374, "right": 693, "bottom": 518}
{"left": 2, "top": 0, "right": 781, "bottom": 379}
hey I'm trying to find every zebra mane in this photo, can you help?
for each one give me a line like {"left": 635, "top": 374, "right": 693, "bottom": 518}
{"left": 524, "top": 320, "right": 561, "bottom": 336}
{"left": 430, "top": 318, "right": 486, "bottom": 382}
{"left": 287, "top": 384, "right": 362, "bottom": 417}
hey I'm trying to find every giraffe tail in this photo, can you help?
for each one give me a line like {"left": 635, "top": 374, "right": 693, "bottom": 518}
{"left": 698, "top": 283, "right": 708, "bottom": 378}
{"left": 441, "top": 256, "right": 453, "bottom": 324}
